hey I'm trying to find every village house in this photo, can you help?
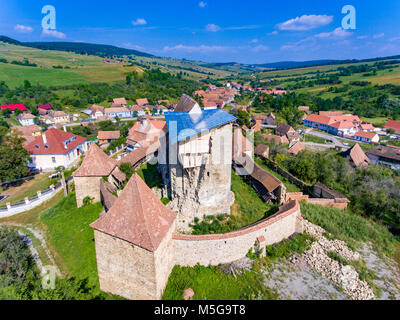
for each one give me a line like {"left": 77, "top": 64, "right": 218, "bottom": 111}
{"left": 342, "top": 143, "right": 370, "bottom": 168}
{"left": 130, "top": 105, "right": 146, "bottom": 117}
{"left": 276, "top": 123, "right": 300, "bottom": 142}
{"left": 43, "top": 110, "right": 70, "bottom": 125}
{"left": 104, "top": 107, "right": 131, "bottom": 119}
{"left": 263, "top": 134, "right": 289, "bottom": 145}
{"left": 254, "top": 144, "right": 270, "bottom": 159}
{"left": 136, "top": 98, "right": 149, "bottom": 108}
{"left": 126, "top": 117, "right": 167, "bottom": 152}
{"left": 298, "top": 106, "right": 311, "bottom": 114}
{"left": 254, "top": 113, "right": 276, "bottom": 126}
{"left": 89, "top": 105, "right": 105, "bottom": 119}
{"left": 17, "top": 113, "right": 36, "bottom": 126}
{"left": 98, "top": 131, "right": 121, "bottom": 147}
{"left": 353, "top": 131, "right": 380, "bottom": 144}
{"left": 384, "top": 120, "right": 400, "bottom": 135}
{"left": 0, "top": 104, "right": 27, "bottom": 112}
{"left": 288, "top": 141, "right": 305, "bottom": 156}
{"left": 111, "top": 98, "right": 128, "bottom": 108}
{"left": 359, "top": 122, "right": 376, "bottom": 132}
{"left": 258, "top": 88, "right": 287, "bottom": 96}
{"left": 12, "top": 125, "right": 42, "bottom": 146}
{"left": 174, "top": 94, "right": 202, "bottom": 113}
{"left": 152, "top": 105, "right": 169, "bottom": 115}
{"left": 366, "top": 145, "right": 400, "bottom": 170}
{"left": 304, "top": 113, "right": 361, "bottom": 137}
{"left": 37, "top": 104, "right": 52, "bottom": 116}
{"left": 25, "top": 128, "right": 88, "bottom": 170}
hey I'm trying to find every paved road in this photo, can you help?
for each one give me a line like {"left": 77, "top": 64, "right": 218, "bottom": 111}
{"left": 305, "top": 129, "right": 348, "bottom": 149}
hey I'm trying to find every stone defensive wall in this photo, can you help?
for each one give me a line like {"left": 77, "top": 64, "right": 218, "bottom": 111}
{"left": 172, "top": 200, "right": 303, "bottom": 267}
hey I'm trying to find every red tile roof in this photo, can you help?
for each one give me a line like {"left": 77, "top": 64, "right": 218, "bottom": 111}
{"left": 384, "top": 120, "right": 400, "bottom": 132}
{"left": 0, "top": 104, "right": 27, "bottom": 112}
{"left": 354, "top": 131, "right": 377, "bottom": 139}
{"left": 348, "top": 143, "right": 370, "bottom": 167}
{"left": 97, "top": 131, "right": 120, "bottom": 140}
{"left": 25, "top": 128, "right": 86, "bottom": 155}
{"left": 360, "top": 123, "right": 375, "bottom": 131}
{"left": 288, "top": 141, "right": 305, "bottom": 155}
{"left": 73, "top": 142, "right": 117, "bottom": 177}
{"left": 37, "top": 104, "right": 52, "bottom": 110}
{"left": 135, "top": 98, "right": 149, "bottom": 107}
{"left": 90, "top": 174, "right": 176, "bottom": 251}
{"left": 12, "top": 125, "right": 41, "bottom": 137}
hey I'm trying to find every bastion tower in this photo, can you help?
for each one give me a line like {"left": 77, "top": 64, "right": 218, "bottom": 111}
{"left": 160, "top": 95, "right": 237, "bottom": 231}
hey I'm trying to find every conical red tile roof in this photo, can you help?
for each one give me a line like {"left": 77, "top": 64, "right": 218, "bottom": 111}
{"left": 90, "top": 174, "right": 176, "bottom": 251}
{"left": 72, "top": 143, "right": 117, "bottom": 177}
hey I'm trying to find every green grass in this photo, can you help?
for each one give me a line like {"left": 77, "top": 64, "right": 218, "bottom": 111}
{"left": 40, "top": 193, "right": 117, "bottom": 298}
{"left": 304, "top": 134, "right": 327, "bottom": 144}
{"left": 163, "top": 264, "right": 277, "bottom": 300}
{"left": 1, "top": 173, "right": 54, "bottom": 204}
{"left": 254, "top": 158, "right": 302, "bottom": 192}
{"left": 136, "top": 162, "right": 164, "bottom": 189}
{"left": 300, "top": 202, "right": 398, "bottom": 256}
{"left": 360, "top": 117, "right": 389, "bottom": 128}
{"left": 0, "top": 62, "right": 90, "bottom": 88}
{"left": 264, "top": 233, "right": 314, "bottom": 260}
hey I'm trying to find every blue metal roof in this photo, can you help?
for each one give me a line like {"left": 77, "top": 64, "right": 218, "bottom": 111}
{"left": 164, "top": 109, "right": 237, "bottom": 144}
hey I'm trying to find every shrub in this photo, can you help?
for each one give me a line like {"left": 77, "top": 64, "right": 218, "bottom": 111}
{"left": 82, "top": 196, "right": 94, "bottom": 206}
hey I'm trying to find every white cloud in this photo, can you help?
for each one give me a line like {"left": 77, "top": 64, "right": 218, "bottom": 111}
{"left": 198, "top": 1, "right": 207, "bottom": 8}
{"left": 163, "top": 44, "right": 231, "bottom": 53}
{"left": 205, "top": 24, "right": 221, "bottom": 32}
{"left": 14, "top": 24, "right": 33, "bottom": 33}
{"left": 267, "top": 31, "right": 278, "bottom": 36}
{"left": 277, "top": 14, "right": 333, "bottom": 31}
{"left": 373, "top": 33, "right": 385, "bottom": 39}
{"left": 132, "top": 18, "right": 147, "bottom": 26}
{"left": 315, "top": 27, "right": 352, "bottom": 39}
{"left": 390, "top": 36, "right": 400, "bottom": 42}
{"left": 250, "top": 39, "right": 258, "bottom": 43}
{"left": 251, "top": 45, "right": 269, "bottom": 52}
{"left": 357, "top": 35, "right": 368, "bottom": 40}
{"left": 41, "top": 29, "right": 66, "bottom": 39}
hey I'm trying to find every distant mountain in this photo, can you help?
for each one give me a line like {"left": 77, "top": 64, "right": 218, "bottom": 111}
{"left": 254, "top": 55, "right": 400, "bottom": 71}
{"left": 0, "top": 35, "right": 153, "bottom": 58}
{"left": 0, "top": 35, "right": 22, "bottom": 46}
{"left": 254, "top": 60, "right": 338, "bottom": 70}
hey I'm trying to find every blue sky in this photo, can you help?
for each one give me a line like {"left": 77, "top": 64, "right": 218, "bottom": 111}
{"left": 1, "top": 0, "right": 400, "bottom": 64}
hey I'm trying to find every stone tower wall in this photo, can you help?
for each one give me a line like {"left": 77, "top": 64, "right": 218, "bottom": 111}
{"left": 169, "top": 124, "right": 233, "bottom": 231}
{"left": 74, "top": 176, "right": 102, "bottom": 208}
{"left": 93, "top": 221, "right": 176, "bottom": 300}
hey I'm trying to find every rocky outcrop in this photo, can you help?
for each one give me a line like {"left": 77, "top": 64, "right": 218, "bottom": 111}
{"left": 300, "top": 220, "right": 375, "bottom": 300}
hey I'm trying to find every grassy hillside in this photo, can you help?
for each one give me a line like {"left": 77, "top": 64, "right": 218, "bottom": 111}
{"left": 0, "top": 39, "right": 253, "bottom": 87}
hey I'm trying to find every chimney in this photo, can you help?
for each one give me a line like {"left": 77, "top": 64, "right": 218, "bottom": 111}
{"left": 43, "top": 133, "right": 47, "bottom": 144}
{"left": 63, "top": 125, "right": 67, "bottom": 132}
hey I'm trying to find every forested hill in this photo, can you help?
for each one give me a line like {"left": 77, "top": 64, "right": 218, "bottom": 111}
{"left": 0, "top": 35, "right": 153, "bottom": 58}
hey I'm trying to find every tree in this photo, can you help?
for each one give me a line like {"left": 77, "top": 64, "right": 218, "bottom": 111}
{"left": 119, "top": 163, "right": 134, "bottom": 181}
{"left": 235, "top": 110, "right": 251, "bottom": 127}
{"left": 0, "top": 133, "right": 30, "bottom": 183}
{"left": 281, "top": 106, "right": 303, "bottom": 128}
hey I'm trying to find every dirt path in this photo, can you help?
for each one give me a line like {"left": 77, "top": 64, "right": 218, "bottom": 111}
{"left": 6, "top": 223, "right": 62, "bottom": 277}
